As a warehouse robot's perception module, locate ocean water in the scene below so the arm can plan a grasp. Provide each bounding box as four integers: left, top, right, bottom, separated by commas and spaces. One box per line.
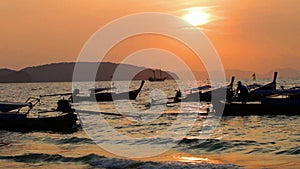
0, 79, 299, 169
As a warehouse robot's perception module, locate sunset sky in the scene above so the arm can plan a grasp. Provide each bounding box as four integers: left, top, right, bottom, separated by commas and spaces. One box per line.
0, 0, 299, 73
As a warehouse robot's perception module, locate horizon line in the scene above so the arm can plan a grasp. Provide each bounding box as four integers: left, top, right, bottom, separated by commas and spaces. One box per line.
1, 61, 299, 75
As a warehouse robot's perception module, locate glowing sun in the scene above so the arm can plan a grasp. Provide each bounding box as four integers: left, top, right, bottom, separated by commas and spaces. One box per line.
183, 9, 210, 26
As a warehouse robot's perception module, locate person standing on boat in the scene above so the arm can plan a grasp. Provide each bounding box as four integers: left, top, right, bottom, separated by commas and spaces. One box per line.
173, 90, 182, 103
236, 81, 248, 104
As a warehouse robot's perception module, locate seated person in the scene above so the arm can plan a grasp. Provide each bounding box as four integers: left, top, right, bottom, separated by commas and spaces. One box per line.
236, 81, 248, 104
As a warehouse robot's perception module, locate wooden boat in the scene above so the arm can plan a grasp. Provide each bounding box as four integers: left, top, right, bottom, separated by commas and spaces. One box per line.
72, 80, 145, 102
249, 88, 300, 97
148, 69, 166, 82
0, 98, 78, 132
175, 76, 235, 102
180, 72, 279, 103
212, 98, 300, 116
243, 72, 278, 101
233, 72, 300, 102
0, 113, 78, 132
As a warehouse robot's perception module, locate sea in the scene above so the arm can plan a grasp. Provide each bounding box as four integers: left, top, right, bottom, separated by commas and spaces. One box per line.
0, 79, 299, 169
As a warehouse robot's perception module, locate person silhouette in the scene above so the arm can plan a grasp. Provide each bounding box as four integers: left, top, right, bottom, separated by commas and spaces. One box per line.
236, 81, 248, 104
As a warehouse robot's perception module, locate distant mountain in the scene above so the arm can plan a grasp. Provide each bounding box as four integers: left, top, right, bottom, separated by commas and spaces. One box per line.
264, 68, 300, 78
0, 63, 299, 83
0, 68, 16, 77
225, 69, 256, 79
0, 62, 178, 83
0, 68, 32, 83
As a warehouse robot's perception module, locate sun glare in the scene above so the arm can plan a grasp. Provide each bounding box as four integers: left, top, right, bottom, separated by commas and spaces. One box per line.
183, 8, 210, 26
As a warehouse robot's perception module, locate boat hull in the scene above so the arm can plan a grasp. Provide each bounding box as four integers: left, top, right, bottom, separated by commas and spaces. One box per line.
0, 113, 78, 132
72, 80, 145, 102
148, 78, 166, 82
0, 102, 30, 112
180, 88, 233, 102
219, 99, 300, 116
73, 90, 141, 102
95, 90, 141, 101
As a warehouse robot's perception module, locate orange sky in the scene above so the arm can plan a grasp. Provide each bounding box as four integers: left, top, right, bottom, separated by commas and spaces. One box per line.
0, 0, 299, 73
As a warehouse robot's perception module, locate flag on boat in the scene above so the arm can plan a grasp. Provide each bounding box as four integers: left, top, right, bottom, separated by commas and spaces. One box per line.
252, 73, 256, 81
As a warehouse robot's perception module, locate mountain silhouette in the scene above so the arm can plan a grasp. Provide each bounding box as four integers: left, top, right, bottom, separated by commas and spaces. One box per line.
0, 62, 178, 83
1, 63, 299, 83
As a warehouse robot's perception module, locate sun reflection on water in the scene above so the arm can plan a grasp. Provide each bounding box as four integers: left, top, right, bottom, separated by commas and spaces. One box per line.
177, 156, 222, 164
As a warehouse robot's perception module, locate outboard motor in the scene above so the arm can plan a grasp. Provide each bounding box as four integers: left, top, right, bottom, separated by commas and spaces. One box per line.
56, 99, 74, 113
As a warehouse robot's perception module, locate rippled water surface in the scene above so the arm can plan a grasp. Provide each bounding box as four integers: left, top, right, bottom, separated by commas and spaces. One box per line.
0, 80, 299, 168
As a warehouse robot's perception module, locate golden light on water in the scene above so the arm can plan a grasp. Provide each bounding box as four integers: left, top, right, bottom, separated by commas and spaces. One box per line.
177, 156, 222, 164
182, 8, 210, 26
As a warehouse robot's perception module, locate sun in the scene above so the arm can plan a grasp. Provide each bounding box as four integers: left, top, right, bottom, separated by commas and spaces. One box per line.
183, 9, 210, 26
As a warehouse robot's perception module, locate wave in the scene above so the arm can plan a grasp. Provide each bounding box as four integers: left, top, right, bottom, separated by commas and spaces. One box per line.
55, 137, 94, 144
178, 138, 276, 152
0, 153, 241, 169
25, 136, 95, 145
0, 153, 102, 164
275, 146, 300, 155
0, 141, 9, 147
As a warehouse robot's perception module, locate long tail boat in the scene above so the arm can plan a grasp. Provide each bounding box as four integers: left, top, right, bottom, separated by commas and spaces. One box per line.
243, 72, 278, 101
174, 76, 235, 102
0, 98, 78, 132
72, 80, 145, 102
213, 97, 300, 116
